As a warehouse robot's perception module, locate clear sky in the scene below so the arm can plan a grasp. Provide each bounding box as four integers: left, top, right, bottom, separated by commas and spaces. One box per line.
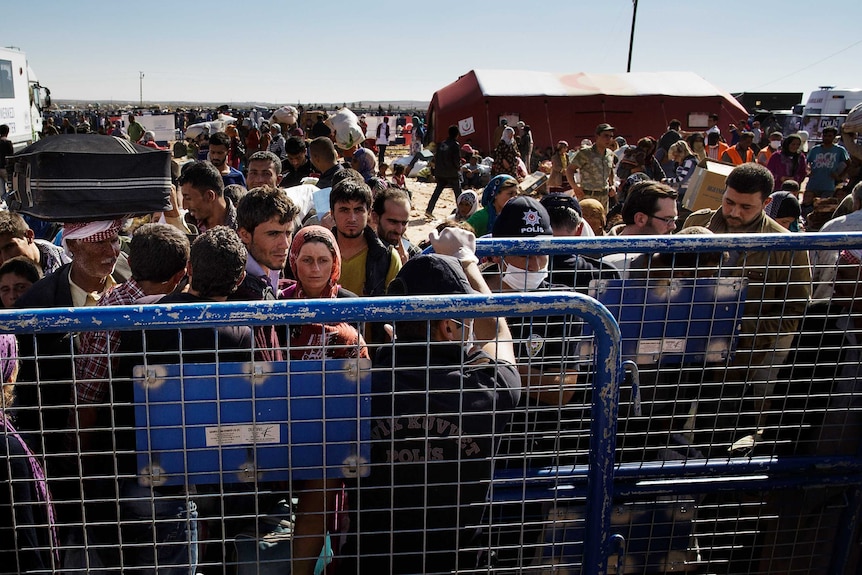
5, 0, 861, 106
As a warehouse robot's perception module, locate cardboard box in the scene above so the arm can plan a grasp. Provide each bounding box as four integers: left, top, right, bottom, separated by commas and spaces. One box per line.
681, 159, 735, 212
520, 171, 548, 195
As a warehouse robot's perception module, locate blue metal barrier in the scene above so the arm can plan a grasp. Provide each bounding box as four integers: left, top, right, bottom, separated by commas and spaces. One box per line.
0, 291, 623, 574
7, 231, 862, 574
472, 231, 862, 257
460, 233, 862, 574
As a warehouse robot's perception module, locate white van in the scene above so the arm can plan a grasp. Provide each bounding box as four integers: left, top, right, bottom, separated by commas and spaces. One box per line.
802, 87, 862, 143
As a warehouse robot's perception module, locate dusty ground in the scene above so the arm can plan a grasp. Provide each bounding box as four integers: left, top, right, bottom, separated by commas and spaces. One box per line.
383, 145, 463, 246
401, 178, 461, 245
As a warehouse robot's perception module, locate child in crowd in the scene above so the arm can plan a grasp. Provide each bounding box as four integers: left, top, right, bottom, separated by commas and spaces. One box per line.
0, 257, 41, 308
416, 159, 435, 183
448, 190, 479, 223
391, 164, 406, 188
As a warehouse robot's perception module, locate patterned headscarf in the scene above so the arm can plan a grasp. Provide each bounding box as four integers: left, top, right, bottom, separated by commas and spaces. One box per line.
765, 191, 801, 231
62, 218, 124, 257
839, 249, 862, 266
481, 174, 517, 207
481, 175, 518, 233
457, 190, 479, 217
285, 225, 342, 299
351, 147, 377, 182
0, 334, 17, 384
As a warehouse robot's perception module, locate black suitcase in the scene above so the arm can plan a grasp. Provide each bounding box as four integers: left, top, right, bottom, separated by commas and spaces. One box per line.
7, 134, 172, 222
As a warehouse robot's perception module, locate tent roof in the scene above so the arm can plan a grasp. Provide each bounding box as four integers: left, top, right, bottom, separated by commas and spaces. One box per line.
469, 69, 737, 99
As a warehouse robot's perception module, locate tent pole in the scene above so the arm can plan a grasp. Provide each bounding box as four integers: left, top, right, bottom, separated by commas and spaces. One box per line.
485, 101, 492, 153
627, 0, 639, 73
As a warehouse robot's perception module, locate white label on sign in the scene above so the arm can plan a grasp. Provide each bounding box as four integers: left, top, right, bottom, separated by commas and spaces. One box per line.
205, 424, 280, 447
637, 338, 686, 355
638, 340, 662, 355
662, 338, 686, 353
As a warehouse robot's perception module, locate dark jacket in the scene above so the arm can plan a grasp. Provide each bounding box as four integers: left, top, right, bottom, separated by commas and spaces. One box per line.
232, 272, 276, 302
13, 257, 131, 455
281, 160, 314, 188
316, 164, 344, 190
229, 272, 281, 361
347, 343, 520, 574
434, 137, 461, 179
360, 226, 394, 296
1, 427, 55, 573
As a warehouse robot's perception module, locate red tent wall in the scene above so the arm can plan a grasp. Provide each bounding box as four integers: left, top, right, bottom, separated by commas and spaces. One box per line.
428, 72, 748, 155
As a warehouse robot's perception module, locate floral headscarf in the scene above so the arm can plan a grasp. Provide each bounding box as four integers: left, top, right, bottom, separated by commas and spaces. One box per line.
284, 226, 342, 299
351, 147, 377, 182
481, 175, 518, 232
0, 334, 17, 384
457, 190, 479, 218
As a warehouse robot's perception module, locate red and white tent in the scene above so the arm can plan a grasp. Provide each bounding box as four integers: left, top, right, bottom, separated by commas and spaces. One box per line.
427, 70, 748, 153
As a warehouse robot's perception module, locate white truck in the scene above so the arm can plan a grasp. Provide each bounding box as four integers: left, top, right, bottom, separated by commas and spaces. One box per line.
802, 86, 862, 143
0, 46, 51, 152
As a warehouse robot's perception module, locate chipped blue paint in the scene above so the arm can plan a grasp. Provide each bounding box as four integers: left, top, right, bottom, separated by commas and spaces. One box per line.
0, 291, 624, 574
468, 231, 862, 256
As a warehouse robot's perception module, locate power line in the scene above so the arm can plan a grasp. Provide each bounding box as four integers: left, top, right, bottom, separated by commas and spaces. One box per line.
754, 38, 862, 89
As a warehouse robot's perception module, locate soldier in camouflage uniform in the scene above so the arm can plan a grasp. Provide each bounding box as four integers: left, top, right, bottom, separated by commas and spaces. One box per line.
565, 123, 617, 210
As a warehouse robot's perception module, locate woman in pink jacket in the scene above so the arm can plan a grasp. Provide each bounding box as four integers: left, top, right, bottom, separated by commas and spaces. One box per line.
766, 134, 807, 190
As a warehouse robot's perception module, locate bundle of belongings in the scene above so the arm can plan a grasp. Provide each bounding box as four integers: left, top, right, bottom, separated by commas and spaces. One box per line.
7, 134, 172, 221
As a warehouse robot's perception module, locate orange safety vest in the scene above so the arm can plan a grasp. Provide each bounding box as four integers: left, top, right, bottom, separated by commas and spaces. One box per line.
757, 147, 774, 165
707, 142, 730, 161
724, 146, 754, 165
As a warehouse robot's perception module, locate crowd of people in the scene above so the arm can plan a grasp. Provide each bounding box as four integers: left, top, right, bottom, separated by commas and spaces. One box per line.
1, 107, 862, 574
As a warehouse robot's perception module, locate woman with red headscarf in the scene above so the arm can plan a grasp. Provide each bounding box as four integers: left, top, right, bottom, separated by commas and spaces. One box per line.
276, 226, 368, 574
280, 225, 369, 360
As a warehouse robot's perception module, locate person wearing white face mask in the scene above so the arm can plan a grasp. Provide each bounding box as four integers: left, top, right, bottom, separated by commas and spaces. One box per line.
482, 196, 580, 406
483, 196, 584, 563
757, 131, 784, 167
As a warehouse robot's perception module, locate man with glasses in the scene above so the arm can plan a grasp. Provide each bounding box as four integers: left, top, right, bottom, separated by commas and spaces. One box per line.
565, 123, 618, 210
604, 180, 678, 276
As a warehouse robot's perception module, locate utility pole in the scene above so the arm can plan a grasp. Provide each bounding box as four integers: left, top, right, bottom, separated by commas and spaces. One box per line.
139, 71, 145, 107
626, 0, 639, 73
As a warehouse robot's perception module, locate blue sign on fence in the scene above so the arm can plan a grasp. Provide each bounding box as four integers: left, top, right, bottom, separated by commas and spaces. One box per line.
579, 277, 747, 365
132, 358, 372, 486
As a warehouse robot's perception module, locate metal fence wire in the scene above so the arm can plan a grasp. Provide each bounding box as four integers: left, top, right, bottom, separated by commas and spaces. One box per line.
2, 232, 862, 575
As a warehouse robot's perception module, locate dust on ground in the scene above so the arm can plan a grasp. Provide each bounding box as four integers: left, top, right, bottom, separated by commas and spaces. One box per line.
384, 145, 464, 246
401, 179, 463, 246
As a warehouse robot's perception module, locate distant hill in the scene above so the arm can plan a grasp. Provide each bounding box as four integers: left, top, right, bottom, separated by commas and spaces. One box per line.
53, 99, 430, 112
